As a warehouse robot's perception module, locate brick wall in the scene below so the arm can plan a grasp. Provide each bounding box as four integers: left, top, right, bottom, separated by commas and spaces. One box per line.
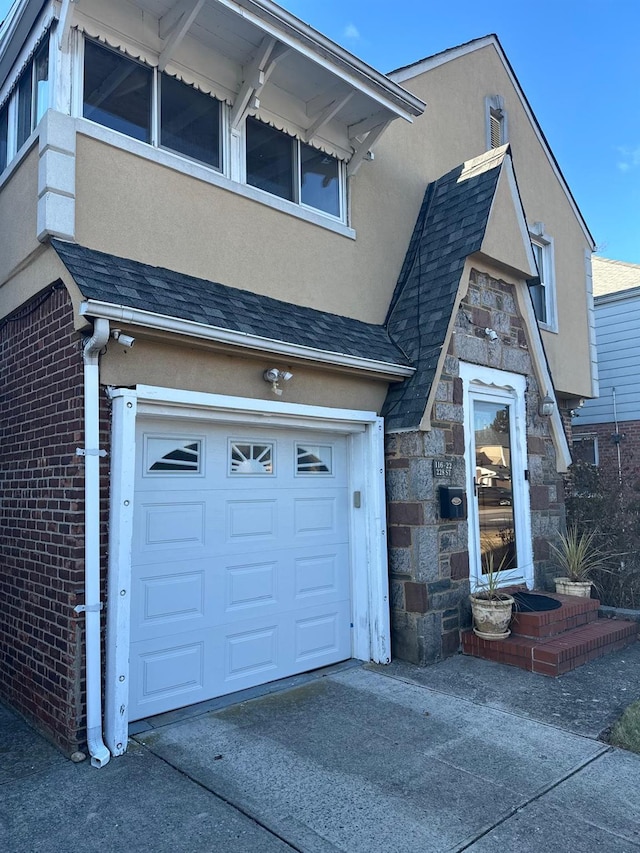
0, 285, 98, 753
386, 269, 566, 665
572, 419, 640, 483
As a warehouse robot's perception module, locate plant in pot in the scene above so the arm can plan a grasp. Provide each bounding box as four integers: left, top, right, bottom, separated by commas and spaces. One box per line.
469, 542, 515, 640
550, 527, 609, 597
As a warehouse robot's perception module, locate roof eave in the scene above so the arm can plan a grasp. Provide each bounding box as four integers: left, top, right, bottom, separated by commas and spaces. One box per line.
79, 299, 415, 379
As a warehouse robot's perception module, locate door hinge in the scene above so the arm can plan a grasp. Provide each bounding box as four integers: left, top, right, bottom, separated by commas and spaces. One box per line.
524, 469, 530, 481
353, 491, 361, 508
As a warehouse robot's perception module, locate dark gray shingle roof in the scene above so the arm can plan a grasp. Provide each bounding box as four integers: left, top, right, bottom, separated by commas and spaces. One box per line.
51, 239, 410, 368
382, 148, 506, 430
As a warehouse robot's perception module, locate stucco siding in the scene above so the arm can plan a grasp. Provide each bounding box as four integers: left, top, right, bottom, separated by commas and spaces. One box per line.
0, 145, 40, 291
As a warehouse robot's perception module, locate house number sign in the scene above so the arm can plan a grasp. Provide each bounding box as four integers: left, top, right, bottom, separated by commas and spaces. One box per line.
433, 459, 453, 478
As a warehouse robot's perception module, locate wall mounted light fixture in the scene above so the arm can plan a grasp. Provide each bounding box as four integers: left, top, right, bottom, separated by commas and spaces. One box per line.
539, 394, 555, 417
484, 328, 498, 342
263, 368, 293, 396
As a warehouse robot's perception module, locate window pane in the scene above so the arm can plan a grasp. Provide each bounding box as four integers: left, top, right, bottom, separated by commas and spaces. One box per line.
160, 73, 220, 168
17, 61, 33, 148
529, 282, 547, 324
246, 117, 293, 200
34, 37, 49, 124
0, 104, 8, 172
300, 143, 340, 216
83, 40, 152, 143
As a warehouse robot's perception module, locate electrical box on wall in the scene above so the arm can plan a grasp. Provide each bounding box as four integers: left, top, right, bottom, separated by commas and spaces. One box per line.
439, 486, 466, 519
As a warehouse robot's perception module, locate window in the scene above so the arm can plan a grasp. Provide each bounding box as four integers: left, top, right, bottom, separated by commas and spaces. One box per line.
485, 95, 507, 150
528, 223, 557, 330
246, 117, 341, 217
0, 33, 50, 175
572, 434, 598, 466
84, 40, 152, 143
160, 73, 221, 168
0, 104, 8, 173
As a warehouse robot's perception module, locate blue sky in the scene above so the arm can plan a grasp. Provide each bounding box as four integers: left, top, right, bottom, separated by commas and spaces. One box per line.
2, 0, 639, 262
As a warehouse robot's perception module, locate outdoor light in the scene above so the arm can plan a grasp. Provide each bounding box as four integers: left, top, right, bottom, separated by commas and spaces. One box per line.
111, 329, 135, 348
539, 394, 555, 417
263, 368, 293, 396
484, 328, 498, 341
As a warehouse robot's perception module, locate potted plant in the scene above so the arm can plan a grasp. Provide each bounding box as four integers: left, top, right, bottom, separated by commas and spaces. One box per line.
469, 543, 515, 639
550, 527, 608, 597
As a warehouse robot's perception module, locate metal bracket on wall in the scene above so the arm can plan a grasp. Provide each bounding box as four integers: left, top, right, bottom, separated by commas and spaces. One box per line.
74, 603, 104, 614
76, 448, 108, 457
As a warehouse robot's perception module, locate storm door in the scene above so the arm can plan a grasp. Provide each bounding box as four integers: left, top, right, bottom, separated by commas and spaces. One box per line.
459, 364, 533, 592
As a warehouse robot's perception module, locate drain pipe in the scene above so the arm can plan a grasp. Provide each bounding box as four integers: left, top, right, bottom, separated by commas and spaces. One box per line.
77, 317, 111, 768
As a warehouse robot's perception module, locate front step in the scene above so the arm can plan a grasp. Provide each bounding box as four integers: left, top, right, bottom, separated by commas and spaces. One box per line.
462, 594, 638, 676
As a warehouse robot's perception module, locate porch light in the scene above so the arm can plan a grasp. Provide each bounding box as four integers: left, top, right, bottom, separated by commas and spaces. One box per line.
539, 394, 555, 417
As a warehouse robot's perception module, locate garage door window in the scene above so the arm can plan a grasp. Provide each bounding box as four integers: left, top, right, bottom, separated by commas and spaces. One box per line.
145, 437, 202, 474
296, 444, 333, 475
229, 441, 274, 475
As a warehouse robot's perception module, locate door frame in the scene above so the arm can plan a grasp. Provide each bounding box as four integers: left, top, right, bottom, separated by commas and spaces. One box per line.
104, 385, 390, 756
459, 363, 533, 593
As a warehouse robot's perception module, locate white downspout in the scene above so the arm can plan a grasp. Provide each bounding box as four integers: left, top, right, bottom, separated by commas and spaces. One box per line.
79, 317, 111, 768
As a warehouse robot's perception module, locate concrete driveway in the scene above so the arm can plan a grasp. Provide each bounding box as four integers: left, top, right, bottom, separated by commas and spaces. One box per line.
2, 649, 640, 852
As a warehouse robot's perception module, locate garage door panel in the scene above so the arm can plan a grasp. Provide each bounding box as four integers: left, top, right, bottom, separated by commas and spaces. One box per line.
130, 636, 207, 716
130, 421, 353, 721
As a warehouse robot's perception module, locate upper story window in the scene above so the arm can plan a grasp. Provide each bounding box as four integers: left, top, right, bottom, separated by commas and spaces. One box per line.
485, 95, 507, 150
529, 222, 557, 331
80, 38, 345, 224
0, 32, 49, 174
246, 117, 341, 218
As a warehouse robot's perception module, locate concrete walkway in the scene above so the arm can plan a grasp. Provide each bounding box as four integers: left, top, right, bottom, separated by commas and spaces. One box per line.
2, 644, 640, 852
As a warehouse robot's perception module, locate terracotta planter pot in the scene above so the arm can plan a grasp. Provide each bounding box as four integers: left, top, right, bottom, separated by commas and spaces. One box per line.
554, 577, 592, 597
469, 593, 514, 640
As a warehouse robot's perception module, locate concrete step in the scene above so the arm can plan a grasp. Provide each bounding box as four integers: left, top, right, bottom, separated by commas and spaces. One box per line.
462, 616, 638, 677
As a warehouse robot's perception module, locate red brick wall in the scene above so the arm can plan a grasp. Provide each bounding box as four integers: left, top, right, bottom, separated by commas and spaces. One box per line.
0, 285, 88, 753
573, 420, 640, 483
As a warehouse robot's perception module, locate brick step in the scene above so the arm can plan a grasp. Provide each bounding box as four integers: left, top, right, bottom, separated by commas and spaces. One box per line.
510, 593, 599, 639
462, 617, 638, 677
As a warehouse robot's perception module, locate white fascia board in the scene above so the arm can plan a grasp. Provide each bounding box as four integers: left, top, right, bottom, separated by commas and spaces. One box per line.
216, 0, 425, 122
80, 299, 415, 379
390, 36, 594, 248
595, 285, 640, 307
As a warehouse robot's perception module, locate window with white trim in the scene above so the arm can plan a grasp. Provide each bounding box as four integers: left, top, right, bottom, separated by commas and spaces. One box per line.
485, 95, 507, 150
80, 38, 345, 222
572, 434, 598, 466
245, 117, 341, 217
528, 222, 557, 331
0, 32, 50, 175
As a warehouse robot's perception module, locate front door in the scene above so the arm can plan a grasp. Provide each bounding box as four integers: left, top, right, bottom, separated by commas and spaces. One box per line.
460, 364, 533, 591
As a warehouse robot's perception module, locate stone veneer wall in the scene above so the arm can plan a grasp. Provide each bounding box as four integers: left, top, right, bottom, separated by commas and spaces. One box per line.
385, 269, 566, 665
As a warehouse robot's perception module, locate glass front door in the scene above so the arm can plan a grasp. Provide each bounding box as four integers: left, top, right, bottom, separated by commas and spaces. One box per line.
460, 364, 533, 592
474, 399, 517, 577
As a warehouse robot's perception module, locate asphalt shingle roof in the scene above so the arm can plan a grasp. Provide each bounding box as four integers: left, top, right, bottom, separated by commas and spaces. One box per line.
382, 147, 507, 430
51, 240, 411, 368
592, 256, 640, 297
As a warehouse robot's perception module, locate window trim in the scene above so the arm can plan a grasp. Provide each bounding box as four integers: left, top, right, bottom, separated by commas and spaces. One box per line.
529, 222, 558, 332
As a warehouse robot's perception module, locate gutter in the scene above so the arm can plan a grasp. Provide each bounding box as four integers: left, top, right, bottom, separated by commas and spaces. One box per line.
79, 300, 415, 379
78, 317, 110, 768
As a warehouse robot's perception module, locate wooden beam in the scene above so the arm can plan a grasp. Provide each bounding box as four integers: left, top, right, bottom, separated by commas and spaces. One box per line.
158, 0, 205, 72
305, 91, 353, 143
348, 110, 390, 140
229, 35, 277, 129
347, 121, 389, 176
159, 0, 191, 40
58, 0, 75, 52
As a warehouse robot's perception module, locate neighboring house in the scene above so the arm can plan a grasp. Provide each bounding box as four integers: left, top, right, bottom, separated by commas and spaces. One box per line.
573, 257, 640, 477
0, 0, 596, 762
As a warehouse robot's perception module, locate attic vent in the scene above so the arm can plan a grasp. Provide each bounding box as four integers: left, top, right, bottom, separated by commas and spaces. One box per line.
490, 109, 503, 148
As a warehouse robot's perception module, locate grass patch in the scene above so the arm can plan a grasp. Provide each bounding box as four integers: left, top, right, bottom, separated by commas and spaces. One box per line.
610, 700, 640, 754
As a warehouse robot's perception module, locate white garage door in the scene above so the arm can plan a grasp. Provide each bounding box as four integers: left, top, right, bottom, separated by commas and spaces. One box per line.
129, 418, 352, 720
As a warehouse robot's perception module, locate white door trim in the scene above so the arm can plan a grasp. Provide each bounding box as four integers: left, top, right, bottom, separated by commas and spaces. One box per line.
459, 363, 533, 593
104, 385, 390, 756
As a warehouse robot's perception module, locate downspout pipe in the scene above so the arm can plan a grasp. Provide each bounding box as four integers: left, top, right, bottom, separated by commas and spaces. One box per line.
79, 317, 111, 768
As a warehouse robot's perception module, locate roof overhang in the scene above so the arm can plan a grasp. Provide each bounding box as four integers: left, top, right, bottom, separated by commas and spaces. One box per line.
57, 0, 424, 167
79, 298, 416, 380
